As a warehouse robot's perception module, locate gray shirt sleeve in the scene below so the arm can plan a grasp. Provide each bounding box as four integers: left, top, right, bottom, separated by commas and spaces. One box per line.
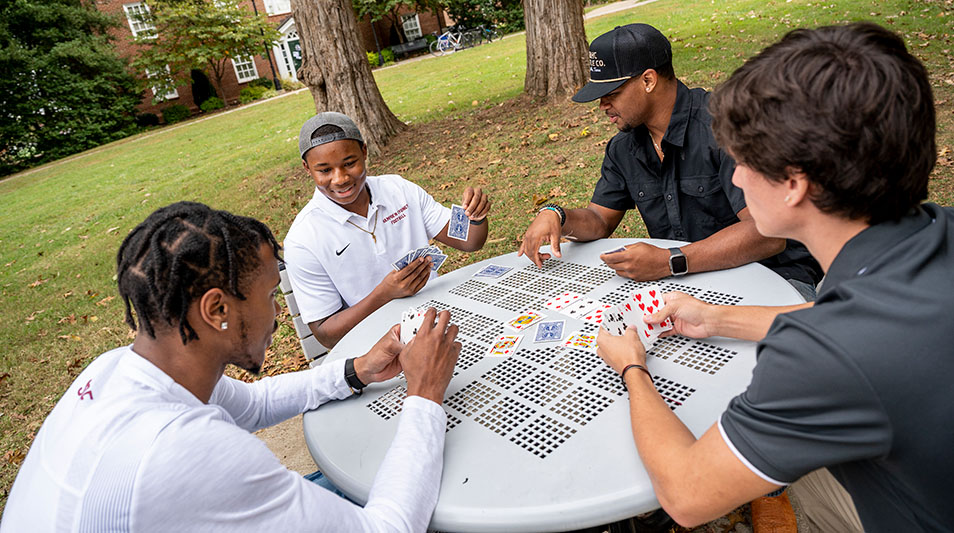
720, 312, 892, 484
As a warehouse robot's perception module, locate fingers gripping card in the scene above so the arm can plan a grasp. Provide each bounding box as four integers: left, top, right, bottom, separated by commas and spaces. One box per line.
400, 308, 426, 344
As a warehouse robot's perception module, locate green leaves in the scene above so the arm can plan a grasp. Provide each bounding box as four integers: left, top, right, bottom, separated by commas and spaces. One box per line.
130, 0, 280, 105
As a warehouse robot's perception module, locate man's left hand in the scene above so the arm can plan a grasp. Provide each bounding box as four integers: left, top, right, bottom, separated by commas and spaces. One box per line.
600, 242, 671, 281
596, 326, 647, 373
462, 186, 490, 221
354, 324, 404, 384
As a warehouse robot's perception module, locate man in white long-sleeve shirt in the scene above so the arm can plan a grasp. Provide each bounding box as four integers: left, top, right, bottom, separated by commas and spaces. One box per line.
1, 201, 461, 532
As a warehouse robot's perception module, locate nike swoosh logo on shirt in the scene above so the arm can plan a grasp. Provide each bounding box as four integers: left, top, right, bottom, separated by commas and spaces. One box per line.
335, 243, 350, 256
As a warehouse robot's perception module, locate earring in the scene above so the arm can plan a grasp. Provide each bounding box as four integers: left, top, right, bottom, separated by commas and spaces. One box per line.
784, 196, 791, 204
220, 322, 228, 330
646, 87, 651, 92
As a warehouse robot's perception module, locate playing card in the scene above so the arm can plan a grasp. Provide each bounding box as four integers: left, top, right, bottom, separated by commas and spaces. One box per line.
426, 252, 447, 271
602, 245, 627, 255
560, 298, 599, 318
400, 308, 426, 344
601, 305, 627, 336
505, 311, 544, 332
543, 292, 583, 312
391, 249, 415, 271
534, 320, 566, 343
447, 204, 470, 240
581, 303, 613, 325
474, 264, 512, 278
487, 334, 522, 357
563, 331, 598, 352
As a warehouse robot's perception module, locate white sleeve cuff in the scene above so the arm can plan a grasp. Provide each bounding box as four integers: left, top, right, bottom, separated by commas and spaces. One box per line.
717, 419, 787, 486
402, 395, 447, 427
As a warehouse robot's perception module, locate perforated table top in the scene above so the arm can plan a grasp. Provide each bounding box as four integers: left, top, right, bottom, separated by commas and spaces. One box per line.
302, 239, 804, 532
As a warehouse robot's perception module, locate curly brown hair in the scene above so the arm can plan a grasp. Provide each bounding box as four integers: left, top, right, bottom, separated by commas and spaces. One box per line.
710, 22, 935, 224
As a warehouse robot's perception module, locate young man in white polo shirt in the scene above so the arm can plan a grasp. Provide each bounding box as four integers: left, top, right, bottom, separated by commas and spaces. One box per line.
284, 112, 491, 348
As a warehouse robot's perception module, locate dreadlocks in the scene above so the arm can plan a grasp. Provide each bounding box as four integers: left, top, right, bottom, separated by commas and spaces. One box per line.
116, 201, 281, 344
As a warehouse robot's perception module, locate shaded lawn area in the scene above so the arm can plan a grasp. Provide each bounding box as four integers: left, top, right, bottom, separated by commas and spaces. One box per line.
0, 0, 952, 511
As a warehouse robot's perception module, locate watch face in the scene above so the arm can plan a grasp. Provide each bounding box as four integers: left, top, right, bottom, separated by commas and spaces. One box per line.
670, 254, 688, 275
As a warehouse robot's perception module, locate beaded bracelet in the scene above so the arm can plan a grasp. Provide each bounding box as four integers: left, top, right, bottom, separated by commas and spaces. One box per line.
538, 203, 566, 226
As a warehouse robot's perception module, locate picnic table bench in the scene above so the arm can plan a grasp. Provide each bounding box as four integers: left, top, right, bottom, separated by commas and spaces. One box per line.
391, 37, 428, 58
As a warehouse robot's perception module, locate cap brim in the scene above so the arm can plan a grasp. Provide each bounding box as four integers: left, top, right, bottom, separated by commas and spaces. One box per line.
572, 78, 629, 103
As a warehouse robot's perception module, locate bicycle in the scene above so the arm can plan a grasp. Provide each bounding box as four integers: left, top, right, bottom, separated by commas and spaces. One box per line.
475, 24, 501, 44
429, 27, 478, 56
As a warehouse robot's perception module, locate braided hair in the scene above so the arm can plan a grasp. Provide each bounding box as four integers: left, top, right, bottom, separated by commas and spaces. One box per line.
116, 201, 281, 344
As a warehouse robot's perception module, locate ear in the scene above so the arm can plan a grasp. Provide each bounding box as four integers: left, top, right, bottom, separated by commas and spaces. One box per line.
642, 69, 659, 93
784, 166, 811, 206
197, 288, 230, 332
360, 142, 368, 159
301, 159, 310, 171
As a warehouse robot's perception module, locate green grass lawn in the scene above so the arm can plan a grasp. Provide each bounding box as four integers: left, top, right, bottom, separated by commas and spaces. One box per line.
1, 0, 952, 509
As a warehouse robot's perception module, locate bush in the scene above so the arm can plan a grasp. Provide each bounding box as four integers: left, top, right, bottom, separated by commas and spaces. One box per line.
135, 113, 160, 127
381, 48, 396, 66
261, 89, 279, 99
199, 97, 224, 113
239, 85, 268, 104
280, 77, 305, 90
248, 77, 273, 90
161, 104, 190, 124
367, 50, 380, 68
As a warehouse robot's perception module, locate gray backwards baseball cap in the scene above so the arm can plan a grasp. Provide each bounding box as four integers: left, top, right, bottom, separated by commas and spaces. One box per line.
298, 112, 365, 159
572, 23, 672, 103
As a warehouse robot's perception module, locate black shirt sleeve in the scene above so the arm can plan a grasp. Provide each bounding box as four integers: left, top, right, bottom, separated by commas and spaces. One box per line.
591, 135, 637, 212
720, 310, 892, 483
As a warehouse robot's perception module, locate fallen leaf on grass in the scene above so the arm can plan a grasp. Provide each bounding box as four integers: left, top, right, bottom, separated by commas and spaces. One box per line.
106, 227, 120, 234
531, 193, 550, 207
547, 133, 560, 142
0, 372, 10, 385
96, 296, 115, 307
28, 277, 46, 288
59, 314, 77, 325
3, 449, 24, 466
549, 187, 567, 198
25, 310, 44, 321
57, 334, 82, 341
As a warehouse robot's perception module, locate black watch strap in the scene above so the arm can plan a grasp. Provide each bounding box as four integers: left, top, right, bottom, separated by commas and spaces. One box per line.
344, 358, 366, 393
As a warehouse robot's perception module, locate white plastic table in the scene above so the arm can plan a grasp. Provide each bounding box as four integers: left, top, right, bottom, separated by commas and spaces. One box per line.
303, 239, 804, 532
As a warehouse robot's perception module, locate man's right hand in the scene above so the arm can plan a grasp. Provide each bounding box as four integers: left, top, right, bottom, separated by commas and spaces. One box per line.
647, 292, 716, 339
379, 256, 432, 300
518, 209, 563, 267
400, 308, 461, 404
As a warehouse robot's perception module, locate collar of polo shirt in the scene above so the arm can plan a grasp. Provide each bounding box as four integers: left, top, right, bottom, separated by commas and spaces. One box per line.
311, 178, 386, 226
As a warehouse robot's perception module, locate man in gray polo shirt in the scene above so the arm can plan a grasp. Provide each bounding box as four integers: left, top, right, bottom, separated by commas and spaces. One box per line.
596, 23, 953, 531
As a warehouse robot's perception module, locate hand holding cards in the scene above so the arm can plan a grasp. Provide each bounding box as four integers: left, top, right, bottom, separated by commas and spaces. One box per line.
392, 245, 447, 272
601, 285, 674, 351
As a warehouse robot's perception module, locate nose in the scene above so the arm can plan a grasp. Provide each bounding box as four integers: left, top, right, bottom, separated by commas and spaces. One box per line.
599, 97, 610, 111
273, 298, 280, 315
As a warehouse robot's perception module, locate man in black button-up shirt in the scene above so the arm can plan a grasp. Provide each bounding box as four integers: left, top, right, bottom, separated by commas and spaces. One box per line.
519, 24, 821, 294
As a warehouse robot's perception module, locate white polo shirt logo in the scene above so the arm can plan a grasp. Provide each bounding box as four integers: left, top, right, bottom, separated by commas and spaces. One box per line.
383, 204, 409, 225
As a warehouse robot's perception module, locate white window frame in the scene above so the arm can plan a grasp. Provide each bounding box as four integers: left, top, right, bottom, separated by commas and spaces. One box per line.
232, 56, 259, 83
401, 13, 422, 40
123, 2, 156, 38
264, 0, 291, 16
146, 66, 178, 101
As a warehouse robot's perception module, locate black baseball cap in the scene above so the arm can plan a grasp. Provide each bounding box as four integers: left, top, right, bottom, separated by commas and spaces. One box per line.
572, 23, 673, 103
298, 112, 365, 159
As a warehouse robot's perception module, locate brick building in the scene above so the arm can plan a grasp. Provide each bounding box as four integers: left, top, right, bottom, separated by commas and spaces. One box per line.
97, 0, 449, 117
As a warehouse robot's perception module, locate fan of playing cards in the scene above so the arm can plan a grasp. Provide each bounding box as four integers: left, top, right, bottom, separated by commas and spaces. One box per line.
392, 245, 447, 272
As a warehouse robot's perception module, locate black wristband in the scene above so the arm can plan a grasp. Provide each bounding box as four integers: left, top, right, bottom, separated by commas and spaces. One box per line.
539, 203, 566, 226
469, 217, 487, 226
620, 364, 653, 386
344, 357, 366, 394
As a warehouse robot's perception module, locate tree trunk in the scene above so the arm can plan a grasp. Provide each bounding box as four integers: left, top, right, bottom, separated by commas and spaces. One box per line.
522, 0, 588, 100
291, 0, 405, 158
